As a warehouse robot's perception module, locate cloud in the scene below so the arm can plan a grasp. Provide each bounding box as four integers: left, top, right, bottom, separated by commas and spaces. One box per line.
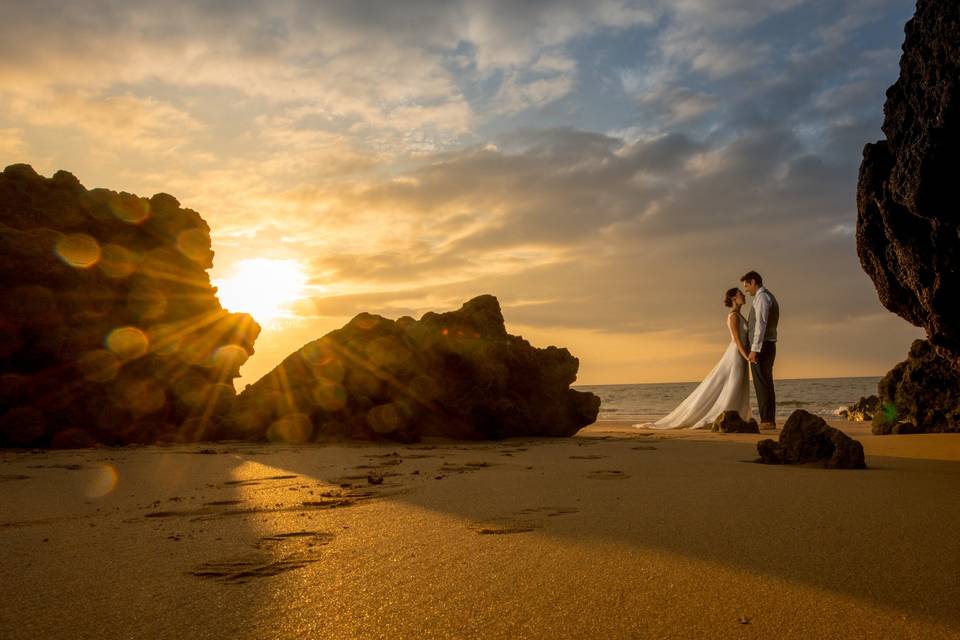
7, 91, 202, 153
618, 65, 720, 125
0, 128, 25, 158
829, 223, 855, 237
0, 1, 651, 142
0, 0, 922, 385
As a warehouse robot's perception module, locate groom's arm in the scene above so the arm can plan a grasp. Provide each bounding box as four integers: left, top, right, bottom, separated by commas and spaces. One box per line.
751, 293, 770, 353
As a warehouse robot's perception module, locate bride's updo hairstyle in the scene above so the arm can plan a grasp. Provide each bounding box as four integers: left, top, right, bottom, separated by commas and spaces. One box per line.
723, 287, 741, 308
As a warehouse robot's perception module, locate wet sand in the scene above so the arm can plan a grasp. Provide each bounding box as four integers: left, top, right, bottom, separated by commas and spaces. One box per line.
2, 421, 959, 639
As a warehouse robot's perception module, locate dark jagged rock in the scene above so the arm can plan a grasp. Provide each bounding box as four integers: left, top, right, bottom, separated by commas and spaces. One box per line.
756, 410, 866, 469
856, 0, 960, 370
0, 164, 260, 447
838, 395, 879, 422
222, 295, 600, 443
872, 339, 960, 434
711, 410, 759, 433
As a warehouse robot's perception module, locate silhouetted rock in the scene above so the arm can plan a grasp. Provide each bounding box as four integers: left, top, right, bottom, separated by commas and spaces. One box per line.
756, 410, 866, 469
856, 0, 960, 370
872, 339, 960, 434
0, 164, 260, 447
838, 395, 879, 422
223, 295, 600, 443
711, 410, 759, 433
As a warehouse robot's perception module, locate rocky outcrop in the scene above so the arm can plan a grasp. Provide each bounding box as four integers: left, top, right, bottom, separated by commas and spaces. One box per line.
872, 339, 960, 434
711, 410, 759, 433
856, 0, 960, 370
223, 295, 600, 443
0, 164, 260, 447
837, 395, 879, 422
756, 410, 866, 469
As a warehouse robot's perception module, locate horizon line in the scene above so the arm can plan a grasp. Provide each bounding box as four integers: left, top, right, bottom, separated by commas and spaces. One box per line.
575, 374, 884, 387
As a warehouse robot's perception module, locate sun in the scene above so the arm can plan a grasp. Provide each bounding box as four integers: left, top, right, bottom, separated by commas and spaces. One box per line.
213, 258, 309, 324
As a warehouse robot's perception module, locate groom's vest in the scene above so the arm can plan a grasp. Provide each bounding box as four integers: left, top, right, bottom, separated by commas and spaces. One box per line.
748, 288, 779, 344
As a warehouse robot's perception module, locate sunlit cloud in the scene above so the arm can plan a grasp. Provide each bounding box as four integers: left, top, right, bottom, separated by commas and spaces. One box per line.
0, 128, 25, 156
7, 91, 202, 153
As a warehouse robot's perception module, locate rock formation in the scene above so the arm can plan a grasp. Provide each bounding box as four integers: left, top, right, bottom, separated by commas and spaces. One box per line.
223, 295, 600, 443
0, 164, 260, 447
756, 410, 866, 469
837, 395, 879, 422
872, 339, 960, 434
856, 0, 960, 370
711, 410, 759, 433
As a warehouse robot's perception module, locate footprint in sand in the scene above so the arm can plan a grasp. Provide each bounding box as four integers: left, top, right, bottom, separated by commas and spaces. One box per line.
568, 454, 607, 460
222, 474, 299, 487
517, 506, 580, 518
190, 531, 335, 583
586, 469, 630, 480
0, 474, 31, 482
440, 461, 497, 474
472, 520, 539, 535
473, 506, 579, 535
330, 470, 403, 484
354, 459, 403, 470
26, 463, 83, 470
631, 445, 658, 451
143, 493, 366, 521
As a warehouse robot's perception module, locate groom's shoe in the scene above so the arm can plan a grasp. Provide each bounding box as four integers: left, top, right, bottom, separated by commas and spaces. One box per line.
759, 422, 777, 430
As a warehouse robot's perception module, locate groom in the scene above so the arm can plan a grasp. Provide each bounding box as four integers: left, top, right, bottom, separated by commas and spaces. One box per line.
741, 270, 779, 429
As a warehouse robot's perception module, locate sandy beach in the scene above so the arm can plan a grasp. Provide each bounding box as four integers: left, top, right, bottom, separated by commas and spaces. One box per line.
2, 421, 959, 640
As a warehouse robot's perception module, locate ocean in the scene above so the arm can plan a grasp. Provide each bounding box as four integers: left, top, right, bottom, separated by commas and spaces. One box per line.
576, 376, 880, 424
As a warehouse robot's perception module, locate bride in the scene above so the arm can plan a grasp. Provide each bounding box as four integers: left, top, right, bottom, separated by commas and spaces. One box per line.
641, 288, 752, 429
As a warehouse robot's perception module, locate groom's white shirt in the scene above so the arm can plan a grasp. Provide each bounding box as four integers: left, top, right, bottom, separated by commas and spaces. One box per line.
751, 286, 774, 353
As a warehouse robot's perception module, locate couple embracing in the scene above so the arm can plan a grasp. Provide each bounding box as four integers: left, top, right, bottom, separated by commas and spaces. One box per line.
643, 270, 779, 430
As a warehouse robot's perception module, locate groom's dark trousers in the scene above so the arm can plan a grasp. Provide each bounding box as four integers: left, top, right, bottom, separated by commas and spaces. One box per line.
751, 341, 776, 423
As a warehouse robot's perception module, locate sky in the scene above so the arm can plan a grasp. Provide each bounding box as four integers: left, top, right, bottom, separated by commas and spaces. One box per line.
0, 0, 923, 386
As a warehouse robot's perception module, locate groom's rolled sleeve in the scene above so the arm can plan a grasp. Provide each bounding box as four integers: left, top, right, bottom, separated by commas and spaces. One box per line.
751, 294, 769, 352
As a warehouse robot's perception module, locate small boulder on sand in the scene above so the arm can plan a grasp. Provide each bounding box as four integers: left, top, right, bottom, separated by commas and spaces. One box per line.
711, 411, 759, 433
838, 395, 879, 422
757, 409, 866, 469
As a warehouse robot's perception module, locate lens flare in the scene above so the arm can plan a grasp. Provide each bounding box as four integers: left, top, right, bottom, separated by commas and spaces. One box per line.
106, 326, 149, 360
212, 344, 249, 370
109, 198, 150, 224
99, 243, 139, 279
267, 413, 314, 443
77, 349, 121, 382
55, 234, 101, 268
86, 463, 118, 498
176, 229, 212, 264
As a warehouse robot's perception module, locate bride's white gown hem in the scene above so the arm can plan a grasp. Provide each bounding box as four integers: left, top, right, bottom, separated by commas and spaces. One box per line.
639, 314, 752, 430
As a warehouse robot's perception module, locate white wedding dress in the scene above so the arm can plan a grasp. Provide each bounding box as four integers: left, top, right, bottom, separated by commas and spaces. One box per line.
642, 313, 752, 429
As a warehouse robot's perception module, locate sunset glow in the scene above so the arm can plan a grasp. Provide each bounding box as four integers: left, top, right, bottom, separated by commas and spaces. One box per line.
0, 0, 925, 384
213, 258, 309, 324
